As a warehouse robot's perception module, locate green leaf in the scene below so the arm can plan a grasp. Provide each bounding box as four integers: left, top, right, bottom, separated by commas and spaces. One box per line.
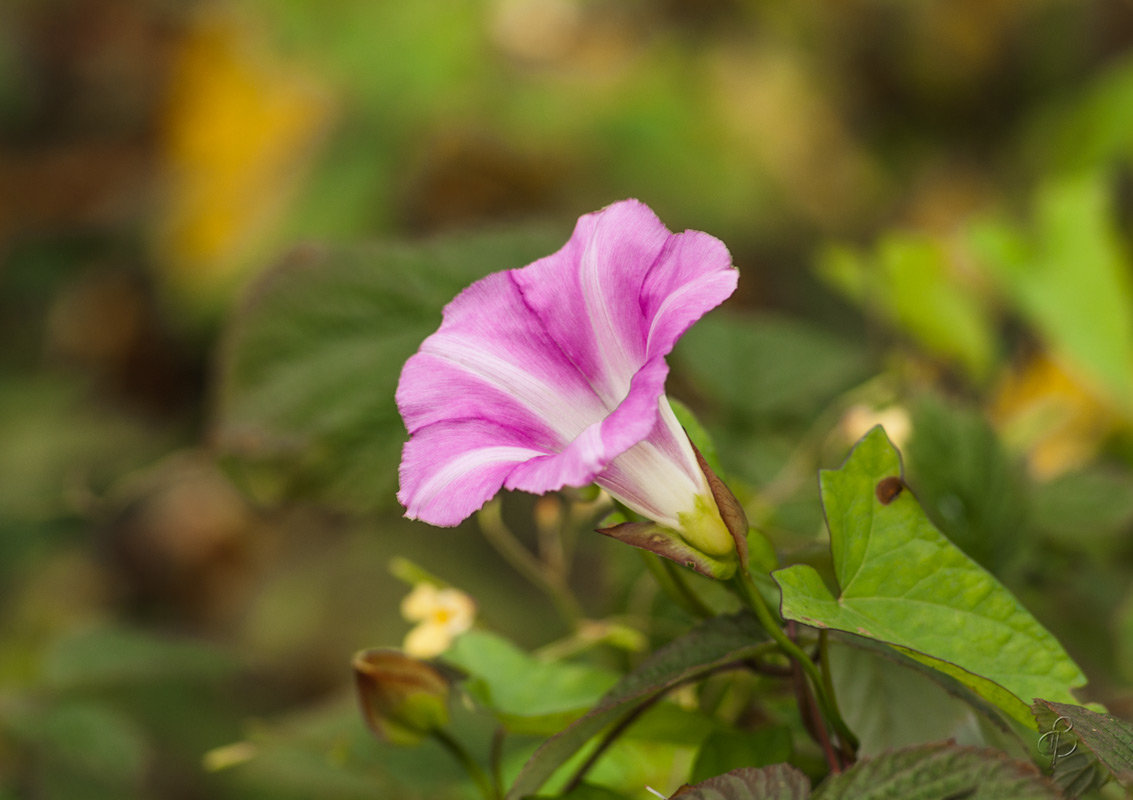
827, 634, 1028, 754
774, 428, 1085, 730
671, 764, 811, 800
535, 784, 630, 800
43, 624, 237, 689
213, 227, 564, 511
827, 640, 987, 756
904, 395, 1029, 574
506, 613, 769, 800
674, 312, 868, 421
812, 743, 1060, 800
689, 727, 793, 785
1033, 699, 1133, 786
1031, 467, 1133, 549
443, 631, 619, 734
1028, 53, 1133, 174
969, 173, 1133, 412
4, 700, 151, 789
818, 234, 995, 379
0, 377, 161, 522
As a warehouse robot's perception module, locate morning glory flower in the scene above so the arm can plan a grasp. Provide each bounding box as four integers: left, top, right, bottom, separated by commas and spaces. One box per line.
396, 199, 746, 575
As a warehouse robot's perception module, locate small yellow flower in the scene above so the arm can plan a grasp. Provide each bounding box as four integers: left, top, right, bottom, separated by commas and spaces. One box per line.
400, 584, 476, 658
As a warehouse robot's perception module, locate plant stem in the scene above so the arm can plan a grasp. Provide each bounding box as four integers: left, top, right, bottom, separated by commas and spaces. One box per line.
640, 552, 715, 619
730, 571, 859, 755
478, 500, 584, 628
432, 728, 500, 800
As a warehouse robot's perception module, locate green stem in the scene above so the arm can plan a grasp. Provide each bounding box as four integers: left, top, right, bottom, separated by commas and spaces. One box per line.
731, 572, 858, 755
818, 630, 839, 714
432, 728, 500, 800
478, 501, 584, 628
640, 552, 715, 619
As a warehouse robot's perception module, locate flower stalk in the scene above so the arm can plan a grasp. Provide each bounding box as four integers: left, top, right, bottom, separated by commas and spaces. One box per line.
431, 727, 500, 800
730, 571, 858, 758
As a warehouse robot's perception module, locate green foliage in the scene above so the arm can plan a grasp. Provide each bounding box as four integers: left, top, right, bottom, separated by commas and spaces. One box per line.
0, 377, 162, 523
1033, 700, 1133, 788
444, 631, 619, 735
811, 744, 1060, 800
675, 313, 869, 424
903, 395, 1028, 574
559, 744, 1062, 800
819, 234, 996, 380
8, 1, 1133, 797
827, 641, 985, 757
774, 428, 1085, 729
506, 613, 768, 799
3, 700, 151, 794
969, 173, 1133, 412
1030, 466, 1133, 549
214, 228, 564, 511
673, 764, 811, 800
689, 727, 793, 785
43, 624, 238, 689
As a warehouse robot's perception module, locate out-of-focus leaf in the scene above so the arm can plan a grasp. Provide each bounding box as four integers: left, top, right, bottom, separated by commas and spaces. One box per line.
212, 694, 475, 799
905, 394, 1028, 574
969, 173, 1133, 413
213, 227, 564, 511
585, 729, 712, 798
1031, 53, 1133, 173
1031, 467, 1133, 548
4, 700, 151, 790
535, 784, 630, 800
819, 234, 995, 379
1033, 700, 1133, 786
671, 764, 811, 800
774, 428, 1085, 730
506, 613, 768, 800
827, 640, 980, 756
43, 624, 238, 689
674, 313, 868, 421
0, 377, 160, 521
812, 743, 1059, 799
443, 630, 618, 735
1118, 588, 1133, 686
689, 727, 792, 785
828, 634, 1025, 752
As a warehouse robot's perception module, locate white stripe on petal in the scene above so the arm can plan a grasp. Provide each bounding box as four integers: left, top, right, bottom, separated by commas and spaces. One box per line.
423, 333, 601, 440
580, 224, 636, 404
410, 444, 545, 513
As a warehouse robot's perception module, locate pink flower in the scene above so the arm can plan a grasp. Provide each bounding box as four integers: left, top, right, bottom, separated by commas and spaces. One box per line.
396, 200, 744, 571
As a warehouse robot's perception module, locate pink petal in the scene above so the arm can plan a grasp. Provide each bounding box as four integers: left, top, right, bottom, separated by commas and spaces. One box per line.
396, 199, 738, 527
514, 200, 736, 403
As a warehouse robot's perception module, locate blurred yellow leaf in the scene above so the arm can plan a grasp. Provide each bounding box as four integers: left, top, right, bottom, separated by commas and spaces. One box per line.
992, 353, 1118, 480
156, 12, 333, 297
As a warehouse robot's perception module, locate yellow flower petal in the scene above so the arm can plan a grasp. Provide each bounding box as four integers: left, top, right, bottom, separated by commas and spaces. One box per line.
404, 621, 454, 659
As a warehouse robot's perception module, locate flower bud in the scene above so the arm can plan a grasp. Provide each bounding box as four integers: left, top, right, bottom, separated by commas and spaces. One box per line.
352, 649, 450, 746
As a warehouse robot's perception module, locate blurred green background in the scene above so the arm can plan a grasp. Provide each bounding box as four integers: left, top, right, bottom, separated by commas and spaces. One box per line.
3, 0, 1133, 797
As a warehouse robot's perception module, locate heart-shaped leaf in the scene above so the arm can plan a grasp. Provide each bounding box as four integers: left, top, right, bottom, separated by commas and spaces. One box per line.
774, 427, 1085, 729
